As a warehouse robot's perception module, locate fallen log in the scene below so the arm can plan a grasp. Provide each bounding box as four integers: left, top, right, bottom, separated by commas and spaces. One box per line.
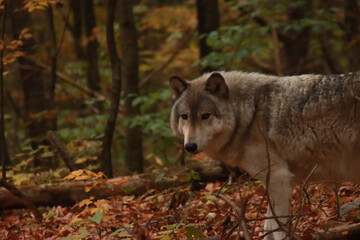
0, 161, 234, 209
319, 222, 360, 240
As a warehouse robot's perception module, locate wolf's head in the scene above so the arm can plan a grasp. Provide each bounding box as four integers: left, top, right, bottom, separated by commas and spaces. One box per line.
169, 72, 236, 156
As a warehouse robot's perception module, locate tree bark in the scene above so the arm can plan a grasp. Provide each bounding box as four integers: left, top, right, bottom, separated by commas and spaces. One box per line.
278, 0, 311, 75
100, 0, 122, 178
196, 0, 220, 73
344, 0, 360, 71
45, 4, 57, 132
119, 0, 144, 173
69, 0, 83, 60
83, 0, 101, 101
0, 0, 9, 179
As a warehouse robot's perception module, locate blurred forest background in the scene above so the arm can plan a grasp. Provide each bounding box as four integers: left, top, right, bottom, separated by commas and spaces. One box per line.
1, 0, 360, 183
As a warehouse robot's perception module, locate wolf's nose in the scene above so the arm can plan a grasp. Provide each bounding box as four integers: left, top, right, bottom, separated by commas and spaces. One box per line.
184, 142, 197, 153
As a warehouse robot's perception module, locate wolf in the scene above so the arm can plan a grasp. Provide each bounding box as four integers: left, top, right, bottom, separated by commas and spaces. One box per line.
169, 71, 360, 240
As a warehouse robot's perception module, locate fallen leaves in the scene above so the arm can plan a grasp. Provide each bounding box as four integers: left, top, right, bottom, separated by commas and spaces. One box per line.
0, 180, 359, 239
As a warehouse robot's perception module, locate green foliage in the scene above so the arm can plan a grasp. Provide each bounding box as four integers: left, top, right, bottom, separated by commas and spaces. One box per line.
122, 89, 177, 165
199, 0, 343, 71
185, 224, 205, 240
109, 228, 130, 238
59, 227, 90, 240
57, 114, 105, 141
88, 209, 105, 224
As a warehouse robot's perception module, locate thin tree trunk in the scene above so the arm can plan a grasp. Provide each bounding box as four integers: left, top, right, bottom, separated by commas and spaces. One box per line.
119, 0, 144, 173
278, 0, 311, 75
9, 0, 49, 142
0, 0, 9, 179
46, 4, 57, 131
83, 0, 101, 104
69, 0, 83, 60
196, 0, 220, 73
100, 0, 122, 178
344, 0, 360, 71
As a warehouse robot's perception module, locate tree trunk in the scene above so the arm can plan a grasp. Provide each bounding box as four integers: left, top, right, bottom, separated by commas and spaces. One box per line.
344, 0, 360, 71
45, 5, 57, 132
100, 0, 122, 178
119, 0, 144, 173
8, 0, 49, 142
69, 0, 83, 60
196, 0, 220, 73
0, 0, 9, 179
279, 0, 311, 75
83, 0, 101, 102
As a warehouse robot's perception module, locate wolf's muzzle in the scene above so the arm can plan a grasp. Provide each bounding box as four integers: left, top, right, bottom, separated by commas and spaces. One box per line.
184, 142, 197, 153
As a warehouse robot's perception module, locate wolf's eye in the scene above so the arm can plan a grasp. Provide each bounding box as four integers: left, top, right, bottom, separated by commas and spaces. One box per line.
180, 114, 188, 120
201, 113, 210, 120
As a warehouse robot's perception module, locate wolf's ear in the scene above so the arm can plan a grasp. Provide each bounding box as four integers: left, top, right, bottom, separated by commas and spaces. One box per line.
169, 76, 188, 100
205, 72, 229, 98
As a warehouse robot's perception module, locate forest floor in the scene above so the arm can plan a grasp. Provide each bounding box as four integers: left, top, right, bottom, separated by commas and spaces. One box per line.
0, 177, 360, 239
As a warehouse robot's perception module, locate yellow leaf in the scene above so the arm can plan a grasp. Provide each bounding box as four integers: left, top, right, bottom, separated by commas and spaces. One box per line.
84, 186, 91, 192
75, 157, 87, 164
78, 196, 94, 208
35, 6, 46, 10
75, 175, 89, 181
94, 199, 110, 209
90, 207, 105, 214
85, 169, 101, 178
20, 28, 30, 36
155, 156, 163, 166
63, 169, 84, 180
22, 33, 33, 39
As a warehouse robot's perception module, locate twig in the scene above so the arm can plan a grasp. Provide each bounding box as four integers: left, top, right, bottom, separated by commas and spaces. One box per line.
138, 28, 195, 88
23, 59, 115, 110
216, 194, 251, 240
47, 130, 77, 172
261, 126, 293, 238
290, 164, 318, 239
331, 183, 341, 219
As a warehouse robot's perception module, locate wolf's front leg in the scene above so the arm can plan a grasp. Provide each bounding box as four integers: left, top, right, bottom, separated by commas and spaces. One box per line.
263, 169, 293, 240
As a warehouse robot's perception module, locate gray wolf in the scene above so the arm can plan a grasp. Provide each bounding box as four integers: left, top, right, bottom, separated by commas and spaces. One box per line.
169, 71, 360, 240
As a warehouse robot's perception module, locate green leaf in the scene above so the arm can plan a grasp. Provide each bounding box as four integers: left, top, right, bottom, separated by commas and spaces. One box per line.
43, 207, 56, 219
77, 228, 91, 238
164, 223, 182, 231
59, 227, 90, 240
88, 209, 104, 224
185, 224, 205, 240
109, 228, 128, 236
